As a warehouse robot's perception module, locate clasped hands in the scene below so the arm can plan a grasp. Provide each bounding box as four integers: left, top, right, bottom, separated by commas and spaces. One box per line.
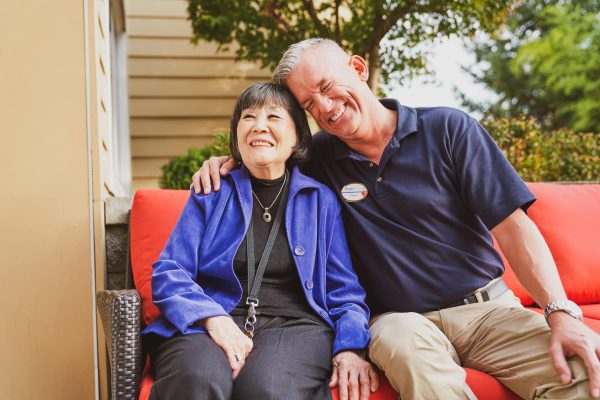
201, 316, 379, 399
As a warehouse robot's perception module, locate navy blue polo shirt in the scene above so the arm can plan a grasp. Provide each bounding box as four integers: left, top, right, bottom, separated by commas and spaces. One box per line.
303, 99, 536, 314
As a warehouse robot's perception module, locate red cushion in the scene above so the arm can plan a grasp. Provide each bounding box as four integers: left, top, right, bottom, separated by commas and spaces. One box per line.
130, 189, 189, 326
581, 304, 600, 321
139, 367, 521, 400
139, 356, 153, 400
466, 368, 521, 400
526, 183, 600, 305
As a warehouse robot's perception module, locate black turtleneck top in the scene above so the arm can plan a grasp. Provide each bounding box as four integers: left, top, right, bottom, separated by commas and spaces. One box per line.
231, 171, 322, 323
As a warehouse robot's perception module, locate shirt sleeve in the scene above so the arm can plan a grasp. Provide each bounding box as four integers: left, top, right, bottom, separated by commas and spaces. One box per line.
151, 190, 229, 334
451, 117, 536, 230
324, 194, 371, 355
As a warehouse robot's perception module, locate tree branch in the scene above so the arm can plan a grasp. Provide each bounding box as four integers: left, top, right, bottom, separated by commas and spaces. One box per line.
334, 0, 342, 43
263, 1, 293, 33
302, 0, 330, 37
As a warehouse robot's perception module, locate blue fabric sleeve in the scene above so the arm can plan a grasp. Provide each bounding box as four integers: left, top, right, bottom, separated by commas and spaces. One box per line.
324, 196, 371, 355
151, 190, 229, 334
452, 118, 536, 230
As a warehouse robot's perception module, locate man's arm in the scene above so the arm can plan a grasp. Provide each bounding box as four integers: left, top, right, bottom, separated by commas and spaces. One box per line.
492, 208, 600, 397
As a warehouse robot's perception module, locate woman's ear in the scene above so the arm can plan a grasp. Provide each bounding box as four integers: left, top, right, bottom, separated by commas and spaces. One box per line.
349, 55, 369, 82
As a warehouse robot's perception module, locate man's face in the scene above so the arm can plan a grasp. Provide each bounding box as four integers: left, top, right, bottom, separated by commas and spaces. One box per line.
286, 47, 370, 141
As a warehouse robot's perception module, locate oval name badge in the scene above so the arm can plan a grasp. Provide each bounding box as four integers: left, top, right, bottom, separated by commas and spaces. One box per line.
341, 183, 368, 202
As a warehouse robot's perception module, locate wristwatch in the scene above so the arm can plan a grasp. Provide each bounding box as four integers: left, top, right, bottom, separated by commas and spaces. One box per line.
544, 300, 583, 322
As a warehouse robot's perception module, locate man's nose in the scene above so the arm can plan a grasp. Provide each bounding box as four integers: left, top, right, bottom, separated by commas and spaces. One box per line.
315, 95, 333, 113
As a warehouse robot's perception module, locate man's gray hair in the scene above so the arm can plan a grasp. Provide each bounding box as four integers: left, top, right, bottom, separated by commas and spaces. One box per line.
273, 38, 343, 86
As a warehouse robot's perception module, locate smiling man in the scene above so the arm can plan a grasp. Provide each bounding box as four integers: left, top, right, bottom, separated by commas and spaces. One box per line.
193, 38, 600, 400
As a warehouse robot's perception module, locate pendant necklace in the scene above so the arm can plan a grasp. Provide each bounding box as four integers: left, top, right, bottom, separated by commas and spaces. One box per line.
252, 170, 287, 223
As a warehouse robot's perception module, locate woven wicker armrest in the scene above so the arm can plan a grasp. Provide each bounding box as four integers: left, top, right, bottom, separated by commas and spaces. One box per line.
97, 290, 143, 400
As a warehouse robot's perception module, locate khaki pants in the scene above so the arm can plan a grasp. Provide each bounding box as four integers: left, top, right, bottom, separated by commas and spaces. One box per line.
369, 290, 590, 400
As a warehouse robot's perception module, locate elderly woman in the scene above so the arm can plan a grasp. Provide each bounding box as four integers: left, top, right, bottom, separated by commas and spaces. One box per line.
142, 82, 377, 400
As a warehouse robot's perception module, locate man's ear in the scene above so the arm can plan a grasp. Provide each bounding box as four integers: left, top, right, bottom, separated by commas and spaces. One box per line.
349, 55, 369, 82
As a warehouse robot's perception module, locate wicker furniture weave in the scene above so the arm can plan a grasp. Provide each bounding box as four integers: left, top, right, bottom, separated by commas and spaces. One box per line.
96, 289, 142, 400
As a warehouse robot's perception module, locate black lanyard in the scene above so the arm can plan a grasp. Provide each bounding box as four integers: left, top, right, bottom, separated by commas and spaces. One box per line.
243, 177, 290, 338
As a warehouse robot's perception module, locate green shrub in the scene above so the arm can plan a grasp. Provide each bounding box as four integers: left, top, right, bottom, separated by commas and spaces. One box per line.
483, 116, 599, 182
159, 132, 231, 189
160, 118, 599, 188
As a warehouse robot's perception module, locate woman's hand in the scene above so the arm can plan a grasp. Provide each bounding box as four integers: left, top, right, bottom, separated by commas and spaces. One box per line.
201, 315, 253, 379
329, 350, 379, 400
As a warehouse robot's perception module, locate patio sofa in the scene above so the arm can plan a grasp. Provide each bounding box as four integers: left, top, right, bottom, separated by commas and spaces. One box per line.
97, 182, 600, 400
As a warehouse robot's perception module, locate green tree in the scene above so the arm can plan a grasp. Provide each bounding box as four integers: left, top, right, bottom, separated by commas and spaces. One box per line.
460, 0, 600, 132
187, 0, 512, 93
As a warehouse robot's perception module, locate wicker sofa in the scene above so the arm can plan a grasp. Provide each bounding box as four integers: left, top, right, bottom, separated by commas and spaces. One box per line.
97, 182, 600, 400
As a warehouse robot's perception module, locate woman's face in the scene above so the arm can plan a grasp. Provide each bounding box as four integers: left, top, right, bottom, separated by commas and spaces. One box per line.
236, 103, 297, 175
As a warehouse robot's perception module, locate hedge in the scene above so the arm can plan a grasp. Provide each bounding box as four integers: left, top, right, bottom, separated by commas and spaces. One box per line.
159, 132, 231, 189
159, 117, 599, 189
482, 116, 599, 182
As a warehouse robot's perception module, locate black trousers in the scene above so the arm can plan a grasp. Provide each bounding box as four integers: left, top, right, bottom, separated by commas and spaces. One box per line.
145, 315, 334, 400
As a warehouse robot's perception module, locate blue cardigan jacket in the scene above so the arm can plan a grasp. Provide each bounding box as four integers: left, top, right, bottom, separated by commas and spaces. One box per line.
143, 166, 370, 354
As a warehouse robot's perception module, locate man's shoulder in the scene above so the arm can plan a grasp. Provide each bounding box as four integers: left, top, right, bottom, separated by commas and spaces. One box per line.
415, 107, 475, 135
415, 106, 474, 127
312, 130, 332, 147
294, 166, 336, 198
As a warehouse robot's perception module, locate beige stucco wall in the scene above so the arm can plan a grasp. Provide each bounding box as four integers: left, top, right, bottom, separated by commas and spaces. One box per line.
126, 0, 272, 190
0, 1, 113, 398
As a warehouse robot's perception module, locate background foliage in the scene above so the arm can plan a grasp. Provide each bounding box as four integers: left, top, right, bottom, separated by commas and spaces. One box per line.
187, 0, 513, 92
483, 116, 600, 182
160, 120, 599, 188
460, 0, 600, 133
159, 132, 231, 189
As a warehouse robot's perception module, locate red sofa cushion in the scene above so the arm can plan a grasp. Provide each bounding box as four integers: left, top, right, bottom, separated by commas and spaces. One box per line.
130, 189, 189, 326
581, 304, 600, 320
526, 183, 600, 305
138, 365, 520, 400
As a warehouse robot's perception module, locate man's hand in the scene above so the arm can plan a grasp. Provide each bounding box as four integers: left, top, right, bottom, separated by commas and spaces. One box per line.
191, 155, 237, 195
548, 312, 600, 397
201, 315, 253, 379
329, 350, 379, 400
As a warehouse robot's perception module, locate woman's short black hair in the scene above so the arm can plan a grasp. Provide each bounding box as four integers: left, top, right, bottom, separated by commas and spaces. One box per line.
229, 82, 311, 166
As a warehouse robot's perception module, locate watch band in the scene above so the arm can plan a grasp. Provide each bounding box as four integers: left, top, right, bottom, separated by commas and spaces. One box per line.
543, 299, 583, 321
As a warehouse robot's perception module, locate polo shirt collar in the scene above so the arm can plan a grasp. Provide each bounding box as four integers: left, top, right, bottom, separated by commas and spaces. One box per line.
331, 98, 418, 161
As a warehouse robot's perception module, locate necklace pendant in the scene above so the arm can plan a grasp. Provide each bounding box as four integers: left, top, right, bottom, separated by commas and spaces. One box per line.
262, 210, 272, 223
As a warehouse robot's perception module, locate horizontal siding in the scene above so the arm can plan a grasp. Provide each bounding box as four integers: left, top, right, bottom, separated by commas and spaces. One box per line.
128, 58, 270, 78
127, 0, 270, 189
129, 37, 238, 58
132, 136, 216, 158
129, 77, 262, 97
131, 117, 230, 137
130, 98, 236, 117
126, 0, 188, 18
127, 17, 191, 38
132, 157, 172, 178
133, 178, 161, 191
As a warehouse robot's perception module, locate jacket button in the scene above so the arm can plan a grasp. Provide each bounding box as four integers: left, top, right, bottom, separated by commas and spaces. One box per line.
294, 246, 305, 256
305, 280, 314, 290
